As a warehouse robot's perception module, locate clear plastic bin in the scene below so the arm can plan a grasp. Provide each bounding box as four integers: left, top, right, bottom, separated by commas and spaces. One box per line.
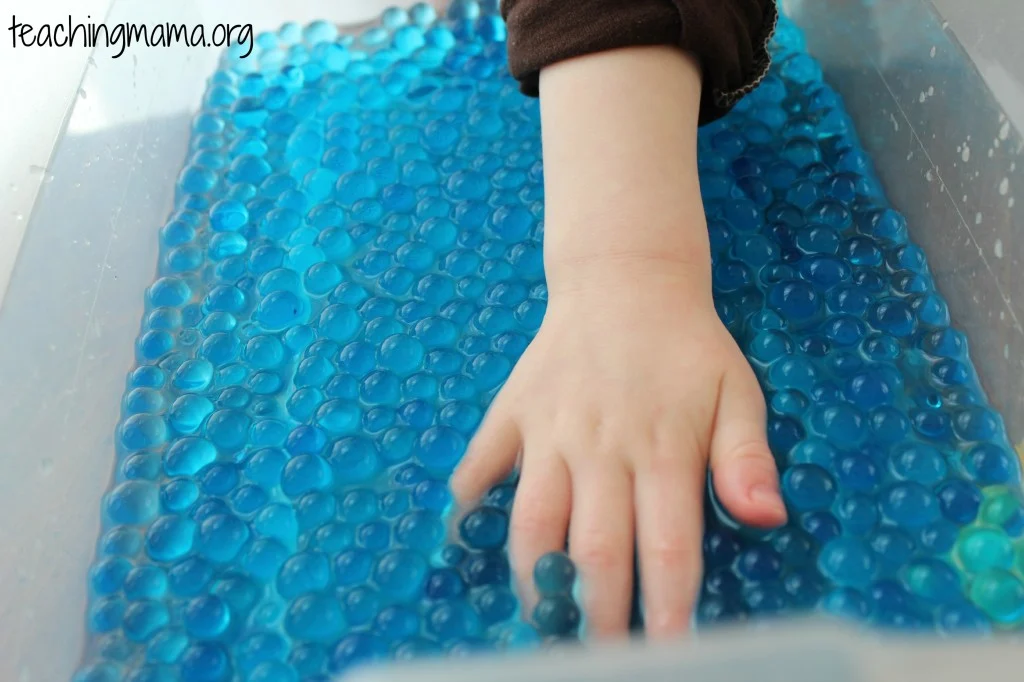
0, 1, 1020, 681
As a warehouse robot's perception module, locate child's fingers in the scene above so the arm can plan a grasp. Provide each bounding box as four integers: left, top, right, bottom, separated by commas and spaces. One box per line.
509, 452, 572, 613
450, 410, 521, 507
634, 451, 704, 638
567, 462, 634, 638
709, 369, 787, 528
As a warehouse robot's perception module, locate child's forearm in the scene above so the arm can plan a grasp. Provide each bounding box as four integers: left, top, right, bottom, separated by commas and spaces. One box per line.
538, 45, 712, 299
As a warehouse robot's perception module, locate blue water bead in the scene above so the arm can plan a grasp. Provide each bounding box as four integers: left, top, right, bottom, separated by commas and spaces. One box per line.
534, 552, 576, 597
953, 406, 1004, 442
415, 426, 466, 474
427, 600, 483, 643
889, 443, 947, 485
372, 549, 429, 600
810, 403, 866, 446
749, 330, 794, 365
473, 585, 518, 627
783, 464, 837, 512
105, 481, 160, 525
818, 537, 877, 589
835, 453, 880, 493
201, 463, 240, 496
122, 600, 170, 643
197, 513, 249, 563
459, 507, 509, 550
281, 454, 333, 498
462, 550, 510, 588
425, 567, 466, 600
965, 443, 1019, 485
285, 592, 346, 643
286, 385, 321, 417
939, 604, 991, 635
532, 597, 582, 638
767, 280, 821, 321
902, 558, 962, 606
395, 510, 445, 552
357, 521, 391, 551
315, 305, 362, 344
276, 552, 331, 600
397, 395, 434, 428
183, 594, 230, 639
881, 482, 939, 528
768, 356, 818, 394
145, 515, 196, 562
89, 557, 131, 596
330, 633, 389, 676
933, 479, 981, 524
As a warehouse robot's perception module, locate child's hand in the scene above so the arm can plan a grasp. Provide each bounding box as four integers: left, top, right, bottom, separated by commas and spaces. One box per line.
451, 263, 787, 639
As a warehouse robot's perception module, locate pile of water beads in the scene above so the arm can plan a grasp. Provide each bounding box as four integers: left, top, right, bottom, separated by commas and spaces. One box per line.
75, 1, 1024, 681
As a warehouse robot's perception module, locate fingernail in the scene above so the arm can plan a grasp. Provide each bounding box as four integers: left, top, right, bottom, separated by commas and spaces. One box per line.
750, 483, 786, 516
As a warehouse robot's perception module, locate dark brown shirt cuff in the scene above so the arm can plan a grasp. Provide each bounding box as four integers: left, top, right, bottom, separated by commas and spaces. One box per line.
501, 0, 778, 125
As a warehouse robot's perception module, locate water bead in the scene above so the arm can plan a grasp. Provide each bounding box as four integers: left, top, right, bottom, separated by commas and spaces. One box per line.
969, 570, 1024, 624
532, 596, 581, 638
889, 443, 948, 485
105, 481, 161, 525
197, 513, 250, 562
881, 482, 940, 528
146, 516, 197, 562
459, 507, 509, 549
965, 443, 1020, 485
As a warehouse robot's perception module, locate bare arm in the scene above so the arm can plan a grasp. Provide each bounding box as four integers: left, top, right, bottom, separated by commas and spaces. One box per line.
453, 46, 786, 639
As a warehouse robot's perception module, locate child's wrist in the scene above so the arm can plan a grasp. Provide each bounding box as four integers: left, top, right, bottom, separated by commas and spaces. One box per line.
544, 249, 714, 305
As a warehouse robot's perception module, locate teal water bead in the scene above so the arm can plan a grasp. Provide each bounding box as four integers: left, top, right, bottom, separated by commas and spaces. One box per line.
105, 481, 160, 525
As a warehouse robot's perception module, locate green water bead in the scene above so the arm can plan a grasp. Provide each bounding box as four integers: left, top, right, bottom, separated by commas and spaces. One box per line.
979, 488, 1021, 526
969, 569, 1024, 625
954, 527, 1013, 574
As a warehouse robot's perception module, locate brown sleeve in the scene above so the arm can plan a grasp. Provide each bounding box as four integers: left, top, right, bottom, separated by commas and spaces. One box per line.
500, 0, 778, 125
